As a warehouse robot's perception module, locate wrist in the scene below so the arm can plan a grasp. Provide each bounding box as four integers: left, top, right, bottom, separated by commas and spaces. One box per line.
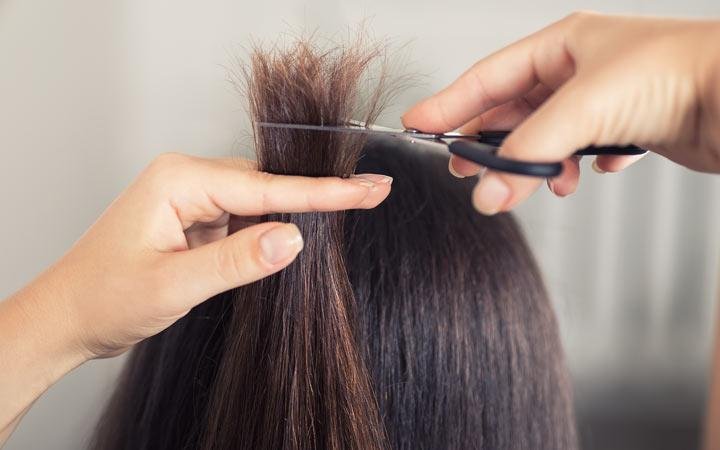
17, 268, 92, 372
0, 271, 89, 429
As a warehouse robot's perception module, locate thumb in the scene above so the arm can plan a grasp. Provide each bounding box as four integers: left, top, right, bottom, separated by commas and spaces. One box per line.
163, 222, 303, 307
473, 77, 613, 214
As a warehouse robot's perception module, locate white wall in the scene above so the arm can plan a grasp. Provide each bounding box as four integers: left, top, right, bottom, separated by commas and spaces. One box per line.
1, 1, 719, 449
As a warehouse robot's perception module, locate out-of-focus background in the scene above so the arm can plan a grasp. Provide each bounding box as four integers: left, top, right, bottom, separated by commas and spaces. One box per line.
1, 1, 719, 449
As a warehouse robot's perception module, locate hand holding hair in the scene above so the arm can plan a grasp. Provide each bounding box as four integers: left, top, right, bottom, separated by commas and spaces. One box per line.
403, 12, 720, 214
0, 153, 390, 444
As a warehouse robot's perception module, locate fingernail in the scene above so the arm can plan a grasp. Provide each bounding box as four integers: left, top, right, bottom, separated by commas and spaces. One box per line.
352, 173, 393, 187
473, 174, 511, 215
259, 224, 304, 265
591, 159, 606, 174
448, 159, 465, 178
547, 179, 557, 195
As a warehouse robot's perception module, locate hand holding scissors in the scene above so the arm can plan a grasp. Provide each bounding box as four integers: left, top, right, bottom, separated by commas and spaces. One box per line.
402, 13, 720, 214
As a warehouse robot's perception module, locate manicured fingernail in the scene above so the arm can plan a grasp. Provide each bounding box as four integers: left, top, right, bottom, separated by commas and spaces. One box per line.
547, 179, 557, 195
473, 174, 511, 215
259, 224, 304, 265
352, 173, 393, 187
448, 159, 465, 178
591, 159, 606, 174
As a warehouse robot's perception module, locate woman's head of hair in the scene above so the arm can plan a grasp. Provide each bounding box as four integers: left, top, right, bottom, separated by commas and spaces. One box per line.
90, 33, 576, 450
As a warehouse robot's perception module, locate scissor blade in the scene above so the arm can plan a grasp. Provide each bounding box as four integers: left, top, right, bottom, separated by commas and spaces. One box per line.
255, 122, 447, 140
255, 122, 405, 137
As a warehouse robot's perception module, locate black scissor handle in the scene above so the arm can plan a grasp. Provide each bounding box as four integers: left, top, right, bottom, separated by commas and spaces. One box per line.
574, 145, 646, 156
448, 140, 562, 177
447, 137, 646, 178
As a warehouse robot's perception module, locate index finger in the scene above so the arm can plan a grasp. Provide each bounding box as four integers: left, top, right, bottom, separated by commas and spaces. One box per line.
145, 154, 393, 228
401, 16, 577, 133
192, 157, 392, 217
215, 170, 393, 215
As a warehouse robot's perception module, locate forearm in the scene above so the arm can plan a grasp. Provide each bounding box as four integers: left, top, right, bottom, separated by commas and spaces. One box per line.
0, 269, 88, 446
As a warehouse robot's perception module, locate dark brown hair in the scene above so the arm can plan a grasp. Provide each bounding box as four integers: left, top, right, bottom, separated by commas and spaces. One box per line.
90, 34, 576, 450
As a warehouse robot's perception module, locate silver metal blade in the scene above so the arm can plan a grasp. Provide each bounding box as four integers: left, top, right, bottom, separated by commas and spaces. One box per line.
255, 122, 440, 140
254, 122, 486, 142
255, 122, 388, 134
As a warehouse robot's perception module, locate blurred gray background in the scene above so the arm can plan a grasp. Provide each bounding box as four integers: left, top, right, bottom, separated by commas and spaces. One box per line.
1, 1, 719, 449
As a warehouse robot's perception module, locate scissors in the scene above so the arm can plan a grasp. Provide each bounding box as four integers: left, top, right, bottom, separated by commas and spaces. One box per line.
256, 120, 645, 178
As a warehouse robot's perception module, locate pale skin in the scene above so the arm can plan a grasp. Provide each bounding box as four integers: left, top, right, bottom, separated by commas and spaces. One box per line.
2, 11, 720, 448
403, 12, 720, 214
0, 153, 392, 444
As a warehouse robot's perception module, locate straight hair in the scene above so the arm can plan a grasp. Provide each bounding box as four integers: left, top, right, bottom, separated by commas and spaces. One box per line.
90, 33, 577, 450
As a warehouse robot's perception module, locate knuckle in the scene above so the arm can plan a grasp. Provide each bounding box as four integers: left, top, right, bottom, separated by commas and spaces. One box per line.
332, 176, 354, 194
146, 152, 189, 176
314, 176, 359, 210
304, 188, 318, 211
565, 10, 597, 23
250, 170, 282, 211
561, 11, 600, 37
143, 152, 197, 191
436, 97, 457, 131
